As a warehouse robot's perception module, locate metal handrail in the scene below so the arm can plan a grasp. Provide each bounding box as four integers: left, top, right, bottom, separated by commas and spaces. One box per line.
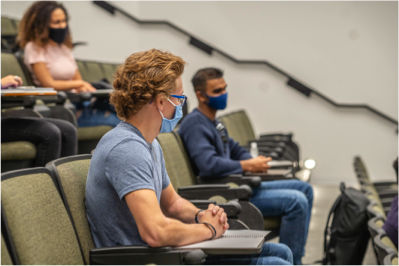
93, 0, 398, 127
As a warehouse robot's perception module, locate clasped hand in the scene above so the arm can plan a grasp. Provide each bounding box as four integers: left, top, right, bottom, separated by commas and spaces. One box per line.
197, 204, 229, 239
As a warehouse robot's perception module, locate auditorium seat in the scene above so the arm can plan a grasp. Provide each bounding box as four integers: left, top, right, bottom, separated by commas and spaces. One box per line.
1, 52, 41, 172
82, 61, 106, 83
367, 201, 387, 219
368, 216, 386, 239
0, 234, 13, 266
1, 168, 85, 264
45, 155, 206, 264
1, 16, 18, 50
2, 166, 205, 265
102, 63, 117, 83
1, 52, 28, 85
157, 132, 282, 235
384, 253, 398, 265
373, 232, 398, 265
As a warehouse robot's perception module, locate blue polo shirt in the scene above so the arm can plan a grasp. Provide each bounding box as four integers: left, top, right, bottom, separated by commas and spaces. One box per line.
178, 108, 252, 177
85, 121, 170, 248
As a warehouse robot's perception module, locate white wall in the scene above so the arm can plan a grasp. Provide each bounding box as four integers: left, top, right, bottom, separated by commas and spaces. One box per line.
2, 1, 398, 184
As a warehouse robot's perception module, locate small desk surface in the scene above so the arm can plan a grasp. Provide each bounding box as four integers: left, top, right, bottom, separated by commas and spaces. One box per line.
1, 89, 57, 97
90, 89, 113, 96
1, 88, 58, 108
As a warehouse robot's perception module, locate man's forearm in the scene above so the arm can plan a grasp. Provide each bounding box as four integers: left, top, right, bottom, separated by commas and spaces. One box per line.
165, 196, 200, 224
153, 217, 212, 247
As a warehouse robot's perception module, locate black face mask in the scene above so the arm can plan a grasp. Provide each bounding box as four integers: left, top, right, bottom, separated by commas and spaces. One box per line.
49, 26, 68, 44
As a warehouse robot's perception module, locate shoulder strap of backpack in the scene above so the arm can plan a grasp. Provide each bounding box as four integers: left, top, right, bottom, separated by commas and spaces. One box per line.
322, 183, 346, 264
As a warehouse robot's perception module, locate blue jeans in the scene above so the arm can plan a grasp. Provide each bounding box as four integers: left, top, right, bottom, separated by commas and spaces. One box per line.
76, 105, 120, 128
205, 243, 293, 265
250, 180, 313, 265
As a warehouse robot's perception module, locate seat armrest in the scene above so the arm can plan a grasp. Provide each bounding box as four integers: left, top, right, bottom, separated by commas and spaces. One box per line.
178, 185, 252, 200
268, 160, 294, 168
90, 246, 206, 265
189, 199, 217, 209
248, 140, 286, 148
258, 151, 280, 160
196, 175, 261, 187
66, 92, 92, 102
244, 169, 293, 181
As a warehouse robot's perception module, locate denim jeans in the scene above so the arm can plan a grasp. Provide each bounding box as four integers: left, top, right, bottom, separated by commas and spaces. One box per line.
76, 104, 120, 128
250, 180, 313, 265
1, 117, 77, 166
205, 243, 293, 265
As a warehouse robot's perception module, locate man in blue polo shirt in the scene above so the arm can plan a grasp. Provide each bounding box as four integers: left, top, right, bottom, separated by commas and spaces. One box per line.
85, 49, 293, 265
178, 67, 313, 265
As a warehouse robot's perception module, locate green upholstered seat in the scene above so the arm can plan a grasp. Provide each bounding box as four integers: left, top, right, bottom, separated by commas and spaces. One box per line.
373, 233, 398, 264
76, 60, 87, 78
10, 19, 19, 32
77, 125, 113, 141
381, 236, 398, 253
1, 169, 84, 264
157, 132, 197, 190
84, 62, 106, 83
77, 61, 105, 83
1, 142, 36, 161
1, 17, 16, 36
1, 141, 36, 173
0, 235, 12, 266
101, 63, 117, 84
368, 216, 386, 239
218, 110, 257, 147
157, 132, 281, 230
46, 155, 93, 264
1, 52, 28, 86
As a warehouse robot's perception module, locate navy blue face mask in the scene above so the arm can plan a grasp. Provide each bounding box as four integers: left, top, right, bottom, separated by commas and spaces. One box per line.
49, 26, 68, 44
203, 92, 228, 110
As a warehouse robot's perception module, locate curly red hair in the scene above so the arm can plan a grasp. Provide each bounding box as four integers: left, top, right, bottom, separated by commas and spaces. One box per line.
110, 49, 186, 120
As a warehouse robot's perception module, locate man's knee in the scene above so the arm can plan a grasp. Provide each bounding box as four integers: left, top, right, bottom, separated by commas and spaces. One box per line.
260, 243, 293, 263
287, 191, 308, 213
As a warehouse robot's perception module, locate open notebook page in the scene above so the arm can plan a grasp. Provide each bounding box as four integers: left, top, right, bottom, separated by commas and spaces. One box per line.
175, 230, 270, 255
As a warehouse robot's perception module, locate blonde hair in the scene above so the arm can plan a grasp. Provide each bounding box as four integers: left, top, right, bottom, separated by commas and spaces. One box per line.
110, 49, 186, 120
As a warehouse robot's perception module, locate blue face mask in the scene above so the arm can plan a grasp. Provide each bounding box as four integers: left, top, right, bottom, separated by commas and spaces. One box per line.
159, 98, 183, 133
204, 92, 228, 110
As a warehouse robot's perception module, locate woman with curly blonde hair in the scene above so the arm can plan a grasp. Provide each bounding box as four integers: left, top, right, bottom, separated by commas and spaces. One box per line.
85, 48, 293, 265
19, 1, 119, 127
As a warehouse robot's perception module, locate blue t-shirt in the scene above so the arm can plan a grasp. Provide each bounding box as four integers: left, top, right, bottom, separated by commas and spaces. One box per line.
85, 121, 170, 248
178, 108, 252, 177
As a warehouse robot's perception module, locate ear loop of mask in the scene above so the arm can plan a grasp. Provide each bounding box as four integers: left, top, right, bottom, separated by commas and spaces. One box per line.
158, 98, 177, 118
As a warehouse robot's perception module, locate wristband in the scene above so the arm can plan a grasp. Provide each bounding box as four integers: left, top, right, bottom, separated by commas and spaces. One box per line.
202, 222, 217, 240
195, 210, 204, 224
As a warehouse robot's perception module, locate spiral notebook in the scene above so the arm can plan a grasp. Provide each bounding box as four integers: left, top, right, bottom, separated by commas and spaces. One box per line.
175, 230, 270, 255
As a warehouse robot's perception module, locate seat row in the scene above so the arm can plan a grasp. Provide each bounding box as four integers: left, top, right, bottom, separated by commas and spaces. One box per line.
1, 155, 206, 265
216, 110, 311, 181
1, 51, 120, 172
1, 130, 297, 264
354, 157, 398, 265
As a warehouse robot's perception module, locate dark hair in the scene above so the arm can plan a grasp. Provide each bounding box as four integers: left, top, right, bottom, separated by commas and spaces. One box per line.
17, 1, 72, 49
191, 68, 223, 92
110, 49, 186, 120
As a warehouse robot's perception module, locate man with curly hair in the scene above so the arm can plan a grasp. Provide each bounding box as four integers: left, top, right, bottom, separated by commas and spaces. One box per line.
85, 49, 293, 265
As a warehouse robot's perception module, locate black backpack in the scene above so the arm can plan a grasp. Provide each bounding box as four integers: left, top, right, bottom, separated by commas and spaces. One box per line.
322, 183, 370, 265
